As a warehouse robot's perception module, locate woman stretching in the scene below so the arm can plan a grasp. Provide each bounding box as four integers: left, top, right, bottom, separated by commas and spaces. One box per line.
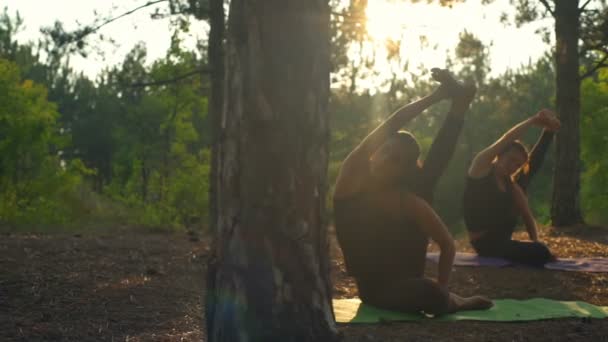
333, 68, 492, 315
463, 109, 560, 267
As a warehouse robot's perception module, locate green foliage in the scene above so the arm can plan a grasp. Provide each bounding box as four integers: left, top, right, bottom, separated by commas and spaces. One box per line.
454, 30, 491, 85
581, 69, 608, 223
0, 58, 88, 227
1, 3, 607, 233
91, 44, 212, 231
0, 10, 212, 232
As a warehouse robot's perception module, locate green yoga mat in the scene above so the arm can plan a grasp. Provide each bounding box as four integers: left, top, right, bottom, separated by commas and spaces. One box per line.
334, 298, 608, 323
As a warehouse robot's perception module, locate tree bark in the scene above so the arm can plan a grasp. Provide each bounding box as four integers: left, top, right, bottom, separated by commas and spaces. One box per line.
205, 0, 224, 336
551, 0, 585, 227
208, 0, 224, 232
206, 1, 339, 341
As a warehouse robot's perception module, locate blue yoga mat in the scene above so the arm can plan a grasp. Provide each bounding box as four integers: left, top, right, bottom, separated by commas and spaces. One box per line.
426, 252, 608, 272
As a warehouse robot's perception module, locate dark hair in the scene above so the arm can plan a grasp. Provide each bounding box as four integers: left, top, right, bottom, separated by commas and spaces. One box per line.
501, 140, 529, 158
500, 140, 530, 176
390, 131, 421, 188
393, 130, 421, 164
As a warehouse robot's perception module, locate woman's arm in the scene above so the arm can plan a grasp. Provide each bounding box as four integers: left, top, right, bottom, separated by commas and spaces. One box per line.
468, 109, 559, 179
334, 89, 445, 199
403, 194, 455, 290
517, 129, 556, 189
511, 182, 539, 241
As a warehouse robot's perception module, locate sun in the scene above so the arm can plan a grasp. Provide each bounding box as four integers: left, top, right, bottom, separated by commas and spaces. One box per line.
365, 2, 407, 42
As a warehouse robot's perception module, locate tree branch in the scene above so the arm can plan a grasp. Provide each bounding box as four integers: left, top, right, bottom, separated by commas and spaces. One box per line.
580, 54, 608, 80
330, 11, 365, 22
76, 0, 170, 41
581, 42, 607, 55
579, 0, 593, 12
129, 67, 211, 88
538, 0, 556, 17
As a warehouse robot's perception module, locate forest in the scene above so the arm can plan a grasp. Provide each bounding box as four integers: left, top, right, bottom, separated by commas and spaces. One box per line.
2, 0, 608, 341
1, 2, 608, 234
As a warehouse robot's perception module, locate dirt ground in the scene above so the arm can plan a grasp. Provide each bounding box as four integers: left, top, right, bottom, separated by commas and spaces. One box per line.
2, 225, 608, 341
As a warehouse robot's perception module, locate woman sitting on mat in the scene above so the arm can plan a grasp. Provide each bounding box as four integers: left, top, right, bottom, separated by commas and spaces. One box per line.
463, 109, 560, 267
333, 68, 492, 315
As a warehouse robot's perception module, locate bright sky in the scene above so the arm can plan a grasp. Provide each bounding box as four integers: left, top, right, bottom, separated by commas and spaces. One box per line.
358, 0, 553, 89
7, 0, 552, 86
8, 0, 207, 80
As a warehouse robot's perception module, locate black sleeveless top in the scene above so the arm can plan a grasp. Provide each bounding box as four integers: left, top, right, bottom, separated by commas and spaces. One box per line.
463, 171, 518, 240
463, 130, 555, 240
334, 187, 429, 281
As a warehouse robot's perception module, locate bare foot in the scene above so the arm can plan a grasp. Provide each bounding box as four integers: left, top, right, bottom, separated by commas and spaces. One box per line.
430, 68, 476, 110
447, 293, 493, 313
431, 68, 464, 95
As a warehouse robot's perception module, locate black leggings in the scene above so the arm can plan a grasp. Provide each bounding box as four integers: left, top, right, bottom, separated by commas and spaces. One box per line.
356, 276, 450, 315
472, 236, 554, 267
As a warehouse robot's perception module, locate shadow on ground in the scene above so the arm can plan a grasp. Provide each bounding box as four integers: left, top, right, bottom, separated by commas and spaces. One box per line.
2, 227, 608, 341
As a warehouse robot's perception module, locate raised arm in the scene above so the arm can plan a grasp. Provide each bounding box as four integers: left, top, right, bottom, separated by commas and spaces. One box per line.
403, 194, 455, 290
353, 93, 443, 162
334, 71, 449, 199
511, 182, 539, 241
468, 109, 559, 179
516, 129, 555, 189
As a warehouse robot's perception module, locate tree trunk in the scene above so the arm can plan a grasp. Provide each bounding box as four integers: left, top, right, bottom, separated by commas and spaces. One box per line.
205, 1, 339, 341
208, 0, 224, 232
205, 0, 224, 336
551, 0, 585, 227
141, 157, 149, 202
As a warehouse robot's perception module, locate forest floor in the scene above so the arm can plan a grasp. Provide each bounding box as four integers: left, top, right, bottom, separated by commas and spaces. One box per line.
2, 225, 608, 341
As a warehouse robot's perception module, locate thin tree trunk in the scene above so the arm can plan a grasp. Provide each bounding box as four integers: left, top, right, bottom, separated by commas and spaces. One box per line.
208, 0, 224, 232
206, 1, 338, 341
551, 0, 585, 227
141, 156, 149, 202
205, 0, 225, 336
